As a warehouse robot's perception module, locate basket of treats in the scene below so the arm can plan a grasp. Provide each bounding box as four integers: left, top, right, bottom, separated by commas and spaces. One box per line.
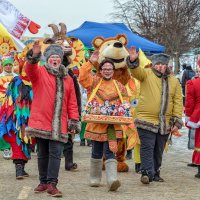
82, 99, 133, 125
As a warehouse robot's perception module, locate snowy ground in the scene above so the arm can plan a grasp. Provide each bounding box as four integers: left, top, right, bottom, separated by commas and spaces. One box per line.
1, 125, 199, 200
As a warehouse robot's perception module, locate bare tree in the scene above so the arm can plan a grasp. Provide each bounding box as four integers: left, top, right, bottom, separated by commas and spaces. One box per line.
111, 0, 200, 73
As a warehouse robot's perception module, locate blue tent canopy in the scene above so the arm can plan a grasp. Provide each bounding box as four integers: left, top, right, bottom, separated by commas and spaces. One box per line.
68, 21, 165, 53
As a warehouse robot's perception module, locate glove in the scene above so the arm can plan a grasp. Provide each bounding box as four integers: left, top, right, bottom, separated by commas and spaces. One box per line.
28, 21, 41, 34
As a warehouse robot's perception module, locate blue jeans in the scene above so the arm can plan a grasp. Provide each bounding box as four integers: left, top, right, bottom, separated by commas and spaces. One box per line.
91, 141, 115, 160
37, 138, 63, 184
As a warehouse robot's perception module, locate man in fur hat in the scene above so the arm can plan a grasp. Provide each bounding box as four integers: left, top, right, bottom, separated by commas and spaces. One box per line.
126, 48, 183, 184
25, 41, 80, 197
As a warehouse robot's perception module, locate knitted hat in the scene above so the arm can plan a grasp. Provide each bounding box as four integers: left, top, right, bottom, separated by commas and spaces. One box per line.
151, 53, 170, 66
43, 44, 64, 61
2, 58, 13, 66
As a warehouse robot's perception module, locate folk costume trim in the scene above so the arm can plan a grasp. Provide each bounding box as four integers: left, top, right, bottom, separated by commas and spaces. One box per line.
25, 127, 68, 143
84, 130, 122, 141
159, 75, 169, 135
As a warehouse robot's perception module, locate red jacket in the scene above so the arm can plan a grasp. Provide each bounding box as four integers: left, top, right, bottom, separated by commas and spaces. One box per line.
185, 78, 200, 128
25, 62, 79, 143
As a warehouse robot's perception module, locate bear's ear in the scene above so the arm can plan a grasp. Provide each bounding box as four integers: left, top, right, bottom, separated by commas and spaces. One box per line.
68, 36, 78, 42
116, 34, 128, 46
92, 36, 105, 49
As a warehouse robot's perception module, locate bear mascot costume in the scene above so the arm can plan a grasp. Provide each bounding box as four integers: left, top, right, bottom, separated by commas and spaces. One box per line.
91, 34, 137, 172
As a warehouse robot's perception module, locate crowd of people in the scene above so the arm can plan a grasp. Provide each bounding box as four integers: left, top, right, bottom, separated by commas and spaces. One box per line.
0, 28, 200, 198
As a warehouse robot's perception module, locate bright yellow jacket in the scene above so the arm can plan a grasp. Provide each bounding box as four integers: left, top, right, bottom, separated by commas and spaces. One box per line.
129, 66, 183, 130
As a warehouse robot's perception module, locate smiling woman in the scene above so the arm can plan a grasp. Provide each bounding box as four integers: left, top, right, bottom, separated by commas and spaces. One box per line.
78, 48, 134, 192
99, 60, 115, 80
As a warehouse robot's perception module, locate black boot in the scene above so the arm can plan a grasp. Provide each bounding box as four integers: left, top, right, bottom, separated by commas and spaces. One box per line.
141, 170, 153, 184
135, 163, 141, 173
14, 159, 29, 179
64, 136, 78, 171
22, 161, 29, 177
64, 150, 77, 171
80, 139, 86, 146
195, 165, 200, 178
153, 170, 164, 182
15, 164, 24, 180
126, 149, 132, 160
141, 170, 152, 184
187, 163, 197, 167
87, 140, 92, 147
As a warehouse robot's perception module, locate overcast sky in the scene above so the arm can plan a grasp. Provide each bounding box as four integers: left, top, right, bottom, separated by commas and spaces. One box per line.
8, 0, 115, 37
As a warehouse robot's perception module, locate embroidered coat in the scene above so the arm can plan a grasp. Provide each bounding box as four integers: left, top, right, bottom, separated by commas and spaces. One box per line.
79, 61, 128, 142
25, 51, 79, 143
127, 58, 183, 134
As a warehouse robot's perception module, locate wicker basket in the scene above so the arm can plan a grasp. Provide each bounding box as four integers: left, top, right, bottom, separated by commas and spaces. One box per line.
82, 114, 132, 125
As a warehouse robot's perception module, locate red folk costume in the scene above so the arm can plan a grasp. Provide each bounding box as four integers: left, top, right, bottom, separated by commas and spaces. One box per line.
25, 51, 79, 143
79, 61, 129, 152
185, 78, 200, 164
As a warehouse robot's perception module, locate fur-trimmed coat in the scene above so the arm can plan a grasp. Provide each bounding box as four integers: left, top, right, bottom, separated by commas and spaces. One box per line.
127, 58, 183, 135
25, 52, 79, 143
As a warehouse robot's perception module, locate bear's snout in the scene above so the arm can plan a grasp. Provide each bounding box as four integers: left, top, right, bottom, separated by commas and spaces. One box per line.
113, 42, 123, 48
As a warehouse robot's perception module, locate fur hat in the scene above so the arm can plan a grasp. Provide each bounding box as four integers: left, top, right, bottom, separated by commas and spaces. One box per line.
151, 53, 170, 66
43, 44, 64, 61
